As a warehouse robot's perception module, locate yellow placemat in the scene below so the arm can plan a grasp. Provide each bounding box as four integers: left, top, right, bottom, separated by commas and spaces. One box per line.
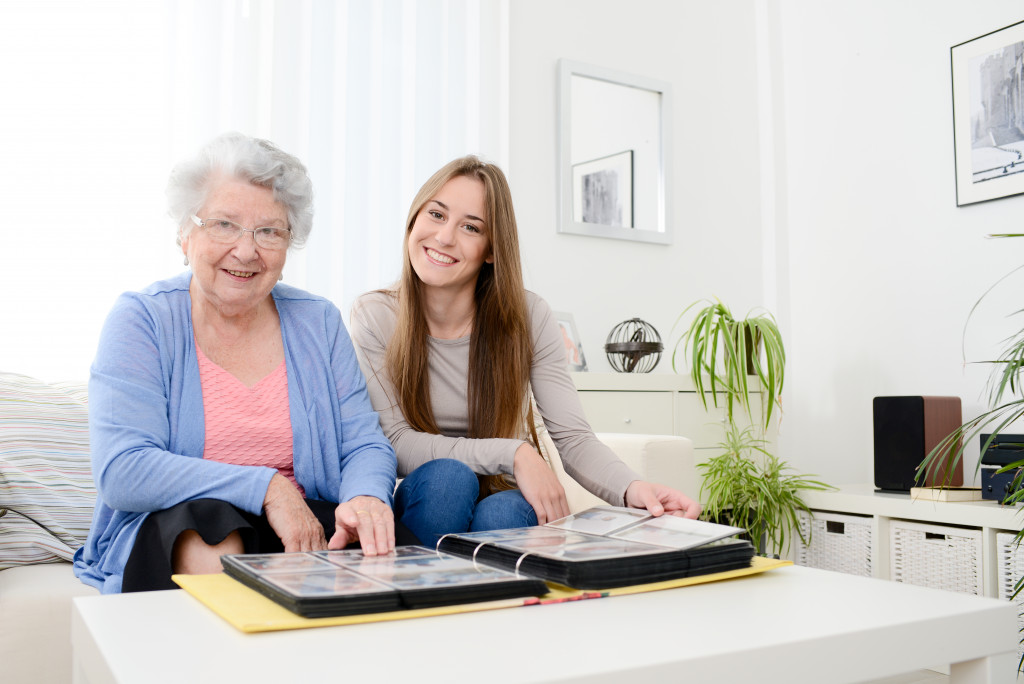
174, 556, 791, 633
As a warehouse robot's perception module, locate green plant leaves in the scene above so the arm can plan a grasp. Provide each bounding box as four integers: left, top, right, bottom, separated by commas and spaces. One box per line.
918, 253, 1024, 490
916, 236, 1024, 672
697, 424, 832, 556
670, 298, 785, 431
672, 298, 823, 555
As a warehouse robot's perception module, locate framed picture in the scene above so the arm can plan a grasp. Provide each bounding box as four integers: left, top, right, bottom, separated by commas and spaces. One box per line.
552, 311, 588, 372
951, 19, 1024, 206
558, 60, 671, 244
571, 150, 634, 228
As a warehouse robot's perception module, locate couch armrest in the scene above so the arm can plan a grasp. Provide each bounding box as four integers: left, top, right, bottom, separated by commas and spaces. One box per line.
545, 432, 698, 514
0, 563, 99, 684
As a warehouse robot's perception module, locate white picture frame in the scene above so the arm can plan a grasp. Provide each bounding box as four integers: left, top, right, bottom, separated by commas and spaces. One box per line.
557, 59, 672, 244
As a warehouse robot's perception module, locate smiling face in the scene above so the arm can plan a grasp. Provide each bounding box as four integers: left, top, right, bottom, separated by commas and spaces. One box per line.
181, 177, 289, 320
407, 174, 493, 297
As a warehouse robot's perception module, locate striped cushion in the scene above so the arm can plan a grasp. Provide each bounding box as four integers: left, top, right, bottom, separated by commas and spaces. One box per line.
0, 373, 95, 569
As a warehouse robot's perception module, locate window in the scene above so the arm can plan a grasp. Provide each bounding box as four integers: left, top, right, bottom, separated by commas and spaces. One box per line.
3, 0, 508, 379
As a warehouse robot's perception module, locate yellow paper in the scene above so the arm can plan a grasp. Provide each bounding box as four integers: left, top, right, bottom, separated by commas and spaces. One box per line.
174, 556, 790, 633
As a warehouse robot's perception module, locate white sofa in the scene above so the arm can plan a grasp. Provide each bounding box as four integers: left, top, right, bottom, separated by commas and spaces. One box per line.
0, 372, 696, 684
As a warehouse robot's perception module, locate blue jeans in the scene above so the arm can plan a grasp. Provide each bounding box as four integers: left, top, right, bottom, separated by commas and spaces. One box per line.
395, 459, 538, 547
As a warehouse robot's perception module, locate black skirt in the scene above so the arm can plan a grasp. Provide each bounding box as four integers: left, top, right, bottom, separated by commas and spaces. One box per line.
121, 498, 419, 592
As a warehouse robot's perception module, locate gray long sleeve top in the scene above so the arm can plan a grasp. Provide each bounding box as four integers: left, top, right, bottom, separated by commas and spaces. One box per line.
349, 290, 641, 505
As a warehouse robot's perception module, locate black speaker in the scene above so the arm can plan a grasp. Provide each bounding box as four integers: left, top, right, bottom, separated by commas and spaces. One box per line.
873, 396, 963, 492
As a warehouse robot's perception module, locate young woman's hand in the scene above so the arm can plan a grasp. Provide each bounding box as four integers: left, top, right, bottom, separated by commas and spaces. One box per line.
513, 443, 570, 524
624, 480, 703, 519
328, 495, 395, 556
263, 473, 329, 551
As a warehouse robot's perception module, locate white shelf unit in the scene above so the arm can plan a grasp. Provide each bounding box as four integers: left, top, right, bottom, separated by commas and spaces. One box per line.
996, 532, 1024, 665
801, 484, 1023, 598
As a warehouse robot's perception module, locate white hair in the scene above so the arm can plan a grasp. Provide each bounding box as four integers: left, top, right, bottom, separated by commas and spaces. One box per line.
167, 132, 314, 248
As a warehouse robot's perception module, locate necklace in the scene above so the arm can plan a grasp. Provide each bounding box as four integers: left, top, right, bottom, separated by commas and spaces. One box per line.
432, 315, 473, 340
454, 316, 473, 339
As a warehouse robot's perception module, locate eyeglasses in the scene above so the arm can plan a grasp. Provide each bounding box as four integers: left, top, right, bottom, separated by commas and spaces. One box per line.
190, 215, 292, 250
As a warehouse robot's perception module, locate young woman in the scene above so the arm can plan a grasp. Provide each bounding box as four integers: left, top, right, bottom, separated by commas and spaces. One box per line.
350, 156, 701, 546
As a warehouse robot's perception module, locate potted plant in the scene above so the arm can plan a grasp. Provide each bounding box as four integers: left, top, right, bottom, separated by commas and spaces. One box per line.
672, 297, 832, 555
699, 423, 832, 556
670, 298, 785, 431
919, 234, 1024, 670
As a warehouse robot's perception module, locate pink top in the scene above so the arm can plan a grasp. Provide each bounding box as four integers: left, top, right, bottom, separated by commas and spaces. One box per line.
196, 341, 303, 496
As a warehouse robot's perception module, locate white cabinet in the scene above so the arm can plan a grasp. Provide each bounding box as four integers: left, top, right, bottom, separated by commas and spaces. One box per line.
572, 390, 674, 435
570, 372, 777, 451
799, 484, 1023, 598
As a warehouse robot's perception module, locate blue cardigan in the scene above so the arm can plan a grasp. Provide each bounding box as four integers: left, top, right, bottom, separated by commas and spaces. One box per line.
73, 273, 397, 593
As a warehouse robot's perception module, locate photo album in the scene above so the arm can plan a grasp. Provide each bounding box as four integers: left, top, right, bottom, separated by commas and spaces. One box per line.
437, 505, 752, 589
221, 545, 548, 619
221, 506, 752, 618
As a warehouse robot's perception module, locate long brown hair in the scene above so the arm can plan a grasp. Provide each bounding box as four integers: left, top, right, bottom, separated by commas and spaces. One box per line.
385, 156, 538, 490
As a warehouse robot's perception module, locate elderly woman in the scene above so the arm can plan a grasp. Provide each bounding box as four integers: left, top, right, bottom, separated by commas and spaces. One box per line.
73, 133, 409, 594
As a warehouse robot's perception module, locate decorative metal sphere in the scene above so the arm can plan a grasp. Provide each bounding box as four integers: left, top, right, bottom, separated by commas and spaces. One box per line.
604, 318, 663, 373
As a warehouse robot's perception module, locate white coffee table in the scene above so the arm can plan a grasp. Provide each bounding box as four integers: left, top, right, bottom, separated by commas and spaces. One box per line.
72, 564, 1018, 683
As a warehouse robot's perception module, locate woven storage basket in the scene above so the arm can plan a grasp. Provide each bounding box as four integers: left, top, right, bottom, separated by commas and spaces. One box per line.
795, 510, 872, 577
890, 520, 982, 595
996, 532, 1024, 664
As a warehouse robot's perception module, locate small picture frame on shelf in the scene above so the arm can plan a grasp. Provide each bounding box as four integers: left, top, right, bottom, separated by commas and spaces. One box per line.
553, 311, 588, 372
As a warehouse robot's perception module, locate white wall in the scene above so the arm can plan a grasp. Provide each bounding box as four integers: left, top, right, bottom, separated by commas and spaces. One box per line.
508, 0, 1024, 488
1, 2, 178, 383
507, 0, 767, 375
776, 0, 1024, 485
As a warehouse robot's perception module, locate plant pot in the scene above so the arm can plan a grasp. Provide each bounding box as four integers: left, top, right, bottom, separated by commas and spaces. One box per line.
742, 326, 760, 376
708, 510, 774, 557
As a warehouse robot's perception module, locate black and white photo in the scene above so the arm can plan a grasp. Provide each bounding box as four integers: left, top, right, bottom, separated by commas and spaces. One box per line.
952, 19, 1024, 205
571, 150, 634, 228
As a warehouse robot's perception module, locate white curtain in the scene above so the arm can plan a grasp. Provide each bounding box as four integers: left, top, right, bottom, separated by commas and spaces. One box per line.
167, 0, 510, 317
2, 0, 508, 380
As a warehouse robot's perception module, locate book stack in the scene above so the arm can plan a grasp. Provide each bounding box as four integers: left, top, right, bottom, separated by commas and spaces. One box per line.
909, 486, 983, 502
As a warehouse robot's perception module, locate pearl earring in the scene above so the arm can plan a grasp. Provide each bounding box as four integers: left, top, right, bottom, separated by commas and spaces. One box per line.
183, 255, 189, 266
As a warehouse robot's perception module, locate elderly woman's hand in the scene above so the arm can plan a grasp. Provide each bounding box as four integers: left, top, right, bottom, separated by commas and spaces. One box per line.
328, 496, 395, 556
263, 474, 329, 552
